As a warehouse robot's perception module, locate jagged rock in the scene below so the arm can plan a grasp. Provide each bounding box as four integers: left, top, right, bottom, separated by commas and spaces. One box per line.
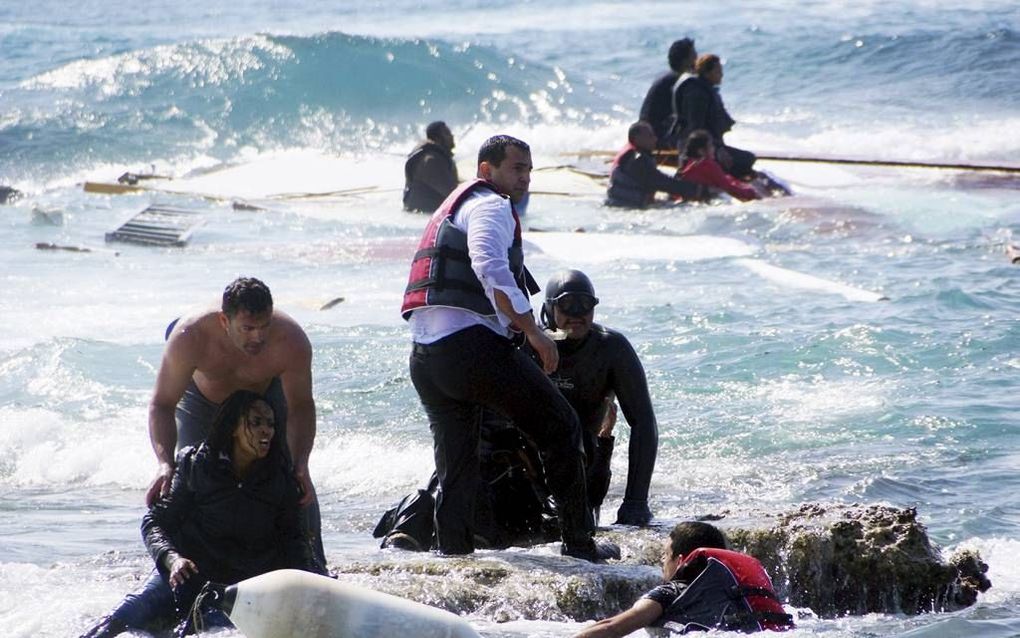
328, 503, 989, 623
727, 503, 990, 616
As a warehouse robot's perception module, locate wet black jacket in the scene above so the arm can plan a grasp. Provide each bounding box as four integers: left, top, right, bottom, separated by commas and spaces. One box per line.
142, 444, 315, 585
672, 75, 736, 149
639, 71, 680, 147
607, 146, 699, 208
403, 142, 458, 213
549, 324, 658, 504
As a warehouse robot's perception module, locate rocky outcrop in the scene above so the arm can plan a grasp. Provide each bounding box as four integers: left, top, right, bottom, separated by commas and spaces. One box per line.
328, 503, 989, 622
726, 503, 990, 616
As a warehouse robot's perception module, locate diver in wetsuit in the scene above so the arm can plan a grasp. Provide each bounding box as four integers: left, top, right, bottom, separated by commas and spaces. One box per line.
375, 269, 658, 550
541, 269, 658, 526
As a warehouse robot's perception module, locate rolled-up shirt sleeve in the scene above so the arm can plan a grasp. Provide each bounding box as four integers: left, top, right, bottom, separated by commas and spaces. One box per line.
461, 194, 533, 326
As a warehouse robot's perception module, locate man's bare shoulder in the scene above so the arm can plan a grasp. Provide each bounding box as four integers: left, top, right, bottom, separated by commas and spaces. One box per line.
166, 310, 221, 353
271, 310, 312, 355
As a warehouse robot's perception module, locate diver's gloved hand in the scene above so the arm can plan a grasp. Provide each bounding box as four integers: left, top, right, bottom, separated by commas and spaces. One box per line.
615, 498, 652, 526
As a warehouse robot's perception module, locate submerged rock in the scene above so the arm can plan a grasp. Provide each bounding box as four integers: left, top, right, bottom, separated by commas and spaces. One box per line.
329, 503, 989, 623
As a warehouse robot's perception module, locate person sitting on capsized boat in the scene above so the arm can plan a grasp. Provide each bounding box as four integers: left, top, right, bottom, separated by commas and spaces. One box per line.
639, 37, 697, 151
678, 130, 764, 202
79, 391, 323, 638
606, 121, 700, 208
403, 120, 459, 213
671, 53, 757, 179
375, 269, 658, 550
573, 521, 794, 637
678, 130, 791, 202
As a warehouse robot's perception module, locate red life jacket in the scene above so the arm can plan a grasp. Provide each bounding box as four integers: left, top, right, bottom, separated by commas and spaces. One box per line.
401, 179, 535, 320
662, 547, 794, 632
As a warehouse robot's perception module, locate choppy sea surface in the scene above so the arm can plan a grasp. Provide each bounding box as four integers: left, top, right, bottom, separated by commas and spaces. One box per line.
2, 1, 1019, 636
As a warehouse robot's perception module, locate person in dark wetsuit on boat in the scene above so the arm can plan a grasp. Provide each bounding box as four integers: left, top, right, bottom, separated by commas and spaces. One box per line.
573, 521, 794, 637
375, 269, 659, 549
146, 277, 326, 572
639, 38, 697, 151
79, 391, 323, 638
403, 120, 459, 213
606, 120, 700, 208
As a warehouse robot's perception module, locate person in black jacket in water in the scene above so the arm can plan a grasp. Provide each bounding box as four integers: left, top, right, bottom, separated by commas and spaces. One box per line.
375, 269, 658, 551
672, 53, 757, 179
80, 390, 323, 638
403, 120, 459, 213
638, 37, 697, 150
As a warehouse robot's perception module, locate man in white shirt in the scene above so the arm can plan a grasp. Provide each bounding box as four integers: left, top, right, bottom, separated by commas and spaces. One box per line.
400, 135, 617, 562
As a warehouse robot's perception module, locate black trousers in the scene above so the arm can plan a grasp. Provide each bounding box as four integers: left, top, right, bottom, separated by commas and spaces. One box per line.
410, 325, 594, 554
721, 144, 756, 179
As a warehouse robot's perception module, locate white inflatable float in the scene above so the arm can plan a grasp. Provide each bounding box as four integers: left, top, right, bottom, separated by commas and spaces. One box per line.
216, 569, 481, 638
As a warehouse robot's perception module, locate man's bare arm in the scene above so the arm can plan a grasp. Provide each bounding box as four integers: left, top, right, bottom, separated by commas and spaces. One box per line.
145, 329, 198, 505
279, 325, 317, 506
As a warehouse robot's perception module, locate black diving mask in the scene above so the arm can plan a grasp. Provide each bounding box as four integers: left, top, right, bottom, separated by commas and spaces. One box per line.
551, 292, 599, 317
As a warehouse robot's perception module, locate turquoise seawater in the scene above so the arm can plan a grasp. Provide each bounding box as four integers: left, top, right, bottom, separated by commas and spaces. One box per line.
1, 1, 1019, 636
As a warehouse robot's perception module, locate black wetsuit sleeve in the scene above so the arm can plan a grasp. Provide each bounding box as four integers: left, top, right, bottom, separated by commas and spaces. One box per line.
142, 452, 195, 573
610, 335, 658, 504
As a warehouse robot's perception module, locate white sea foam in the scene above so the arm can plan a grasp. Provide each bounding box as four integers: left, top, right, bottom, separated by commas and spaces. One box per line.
0, 406, 151, 489
313, 431, 434, 498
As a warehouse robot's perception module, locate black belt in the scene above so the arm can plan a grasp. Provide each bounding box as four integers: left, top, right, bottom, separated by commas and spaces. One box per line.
412, 325, 512, 355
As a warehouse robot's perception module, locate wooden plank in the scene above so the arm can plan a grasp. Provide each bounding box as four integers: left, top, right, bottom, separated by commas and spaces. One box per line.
84, 181, 146, 195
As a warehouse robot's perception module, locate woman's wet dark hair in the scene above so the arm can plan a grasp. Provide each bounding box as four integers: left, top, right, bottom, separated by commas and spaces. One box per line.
682, 129, 713, 160
206, 389, 280, 459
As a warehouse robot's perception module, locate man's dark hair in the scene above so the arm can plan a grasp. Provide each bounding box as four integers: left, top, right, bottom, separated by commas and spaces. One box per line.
477, 135, 530, 167
669, 521, 728, 557
628, 120, 653, 144
668, 38, 696, 72
695, 53, 721, 77
222, 277, 273, 317
426, 121, 448, 141
683, 129, 713, 158
206, 390, 282, 460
